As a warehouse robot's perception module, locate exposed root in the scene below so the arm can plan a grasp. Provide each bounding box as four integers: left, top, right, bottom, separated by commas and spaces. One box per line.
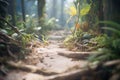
44, 60, 120, 80
58, 51, 100, 59
5, 61, 58, 75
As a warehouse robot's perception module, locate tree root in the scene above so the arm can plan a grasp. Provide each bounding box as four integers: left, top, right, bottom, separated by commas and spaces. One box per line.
44, 60, 120, 80
0, 32, 21, 58
0, 32, 20, 44
2, 60, 120, 80
5, 61, 58, 76
58, 51, 100, 59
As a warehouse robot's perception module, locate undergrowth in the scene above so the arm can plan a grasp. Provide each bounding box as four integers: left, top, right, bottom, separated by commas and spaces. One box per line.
89, 21, 120, 62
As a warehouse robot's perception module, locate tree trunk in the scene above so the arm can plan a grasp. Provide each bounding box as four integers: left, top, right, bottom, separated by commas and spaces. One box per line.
112, 0, 120, 23
103, 0, 120, 22
51, 0, 57, 18
37, 0, 45, 24
98, 0, 104, 33
103, 0, 112, 21
60, 0, 64, 27
21, 0, 26, 22
7, 0, 16, 26
103, 0, 120, 35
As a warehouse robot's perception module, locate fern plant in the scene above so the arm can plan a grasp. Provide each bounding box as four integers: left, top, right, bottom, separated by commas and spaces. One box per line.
89, 21, 120, 62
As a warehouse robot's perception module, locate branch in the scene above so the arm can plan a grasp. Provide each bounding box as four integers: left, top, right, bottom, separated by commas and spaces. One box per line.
0, 32, 20, 44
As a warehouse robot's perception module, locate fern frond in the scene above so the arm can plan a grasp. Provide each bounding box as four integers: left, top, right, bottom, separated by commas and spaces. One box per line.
98, 21, 120, 30
102, 27, 120, 36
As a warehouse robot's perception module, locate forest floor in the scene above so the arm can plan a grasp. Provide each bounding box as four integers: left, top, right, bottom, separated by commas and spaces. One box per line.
2, 30, 93, 80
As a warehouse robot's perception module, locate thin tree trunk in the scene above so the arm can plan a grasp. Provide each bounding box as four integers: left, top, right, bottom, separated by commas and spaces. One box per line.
51, 0, 56, 18
98, 0, 104, 33
60, 0, 64, 27
37, 0, 45, 24
9, 0, 16, 26
21, 0, 26, 22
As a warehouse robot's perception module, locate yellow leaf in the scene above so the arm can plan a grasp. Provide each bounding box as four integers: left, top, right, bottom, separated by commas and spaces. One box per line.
69, 6, 77, 16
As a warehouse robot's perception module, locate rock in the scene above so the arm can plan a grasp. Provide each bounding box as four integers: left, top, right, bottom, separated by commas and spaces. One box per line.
82, 33, 91, 40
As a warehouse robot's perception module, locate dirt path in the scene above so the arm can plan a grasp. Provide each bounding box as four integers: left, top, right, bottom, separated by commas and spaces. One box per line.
3, 30, 89, 80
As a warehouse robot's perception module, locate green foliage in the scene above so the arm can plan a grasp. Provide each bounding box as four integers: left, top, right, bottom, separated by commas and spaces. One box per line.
64, 35, 75, 50
80, 4, 91, 16
89, 21, 120, 62
1, 15, 60, 48
96, 21, 120, 29
23, 16, 39, 34
20, 33, 35, 47
88, 48, 119, 62
47, 18, 60, 29
74, 29, 83, 39
39, 17, 61, 35
64, 29, 93, 51
67, 0, 92, 33
41, 34, 49, 44
90, 34, 107, 47
85, 0, 100, 28
64, 35, 75, 44
65, 16, 119, 52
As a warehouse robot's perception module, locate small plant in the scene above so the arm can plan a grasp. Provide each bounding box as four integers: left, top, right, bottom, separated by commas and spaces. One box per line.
67, 0, 91, 34
64, 35, 76, 50
41, 35, 49, 46
19, 33, 35, 47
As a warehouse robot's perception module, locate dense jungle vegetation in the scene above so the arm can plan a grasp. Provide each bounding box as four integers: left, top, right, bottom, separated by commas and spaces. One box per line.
0, 0, 120, 80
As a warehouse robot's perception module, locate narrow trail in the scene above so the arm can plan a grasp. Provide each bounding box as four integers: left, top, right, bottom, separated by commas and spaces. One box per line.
4, 30, 89, 80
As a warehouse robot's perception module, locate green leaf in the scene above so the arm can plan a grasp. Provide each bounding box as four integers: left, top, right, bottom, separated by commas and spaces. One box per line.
80, 4, 91, 16
96, 21, 120, 30
102, 27, 120, 36
112, 39, 120, 49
